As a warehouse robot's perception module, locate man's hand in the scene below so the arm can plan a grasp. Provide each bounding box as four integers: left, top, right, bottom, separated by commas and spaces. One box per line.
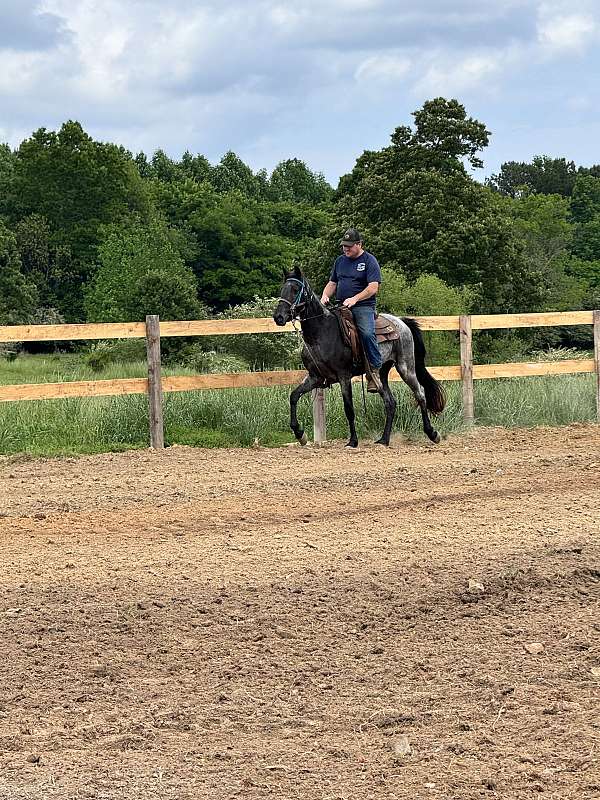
343, 296, 358, 308
320, 294, 330, 305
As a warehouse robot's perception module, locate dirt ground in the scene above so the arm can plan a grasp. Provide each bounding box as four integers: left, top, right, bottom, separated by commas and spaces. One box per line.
0, 425, 599, 800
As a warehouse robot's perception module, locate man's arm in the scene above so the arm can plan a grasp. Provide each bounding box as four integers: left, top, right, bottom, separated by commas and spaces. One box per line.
342, 281, 379, 308
320, 281, 337, 304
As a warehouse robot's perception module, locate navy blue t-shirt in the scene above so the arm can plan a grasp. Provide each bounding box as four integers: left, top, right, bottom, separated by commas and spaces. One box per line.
330, 250, 382, 307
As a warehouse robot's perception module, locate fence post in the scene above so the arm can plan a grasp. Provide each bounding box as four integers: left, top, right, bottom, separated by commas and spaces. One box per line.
145, 315, 164, 450
594, 310, 600, 423
459, 314, 474, 424
312, 388, 326, 444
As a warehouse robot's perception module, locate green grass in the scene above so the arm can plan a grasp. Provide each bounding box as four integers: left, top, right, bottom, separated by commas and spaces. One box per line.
0, 354, 597, 456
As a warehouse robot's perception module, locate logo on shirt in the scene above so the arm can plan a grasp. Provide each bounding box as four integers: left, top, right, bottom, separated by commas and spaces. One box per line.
356, 262, 366, 271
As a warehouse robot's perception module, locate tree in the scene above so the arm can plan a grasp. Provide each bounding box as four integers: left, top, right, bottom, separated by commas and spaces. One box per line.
179, 151, 211, 183
411, 97, 490, 170
570, 176, 600, 266
0, 143, 16, 216
6, 121, 151, 316
572, 220, 600, 263
0, 220, 38, 324
188, 192, 293, 308
149, 149, 181, 183
487, 156, 578, 197
269, 159, 334, 204
86, 217, 201, 322
210, 151, 265, 198
507, 193, 589, 312
151, 178, 308, 309
333, 99, 536, 312
267, 201, 331, 241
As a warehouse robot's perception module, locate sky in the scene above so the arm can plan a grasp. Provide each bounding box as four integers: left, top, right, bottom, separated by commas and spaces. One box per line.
1, 0, 599, 186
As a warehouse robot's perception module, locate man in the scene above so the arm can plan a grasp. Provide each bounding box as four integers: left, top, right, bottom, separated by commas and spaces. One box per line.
320, 228, 383, 392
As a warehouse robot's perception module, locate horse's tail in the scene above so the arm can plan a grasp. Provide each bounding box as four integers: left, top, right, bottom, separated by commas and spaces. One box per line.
401, 317, 446, 415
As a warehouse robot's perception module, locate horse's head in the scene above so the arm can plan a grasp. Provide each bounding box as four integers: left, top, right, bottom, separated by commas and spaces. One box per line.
273, 264, 310, 326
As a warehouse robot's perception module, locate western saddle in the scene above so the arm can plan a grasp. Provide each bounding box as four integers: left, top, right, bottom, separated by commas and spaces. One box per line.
333, 306, 400, 368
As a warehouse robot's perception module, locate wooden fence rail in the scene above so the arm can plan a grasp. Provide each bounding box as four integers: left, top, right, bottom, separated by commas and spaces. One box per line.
1, 311, 599, 448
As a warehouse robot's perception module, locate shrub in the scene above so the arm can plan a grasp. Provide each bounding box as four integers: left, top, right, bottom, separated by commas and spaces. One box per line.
84, 339, 147, 373
213, 296, 302, 369
183, 348, 249, 373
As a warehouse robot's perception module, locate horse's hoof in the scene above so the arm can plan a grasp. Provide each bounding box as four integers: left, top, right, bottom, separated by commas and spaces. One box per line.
430, 431, 441, 444
299, 433, 308, 446
374, 437, 389, 446
345, 441, 358, 449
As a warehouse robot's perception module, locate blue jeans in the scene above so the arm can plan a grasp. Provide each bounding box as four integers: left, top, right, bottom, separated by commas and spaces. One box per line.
351, 305, 382, 368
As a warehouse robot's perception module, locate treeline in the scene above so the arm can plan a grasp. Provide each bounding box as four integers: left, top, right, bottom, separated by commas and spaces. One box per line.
1, 98, 600, 355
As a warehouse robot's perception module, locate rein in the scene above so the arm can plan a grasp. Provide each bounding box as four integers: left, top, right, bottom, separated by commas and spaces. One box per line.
279, 276, 327, 376
278, 273, 368, 414
278, 276, 326, 322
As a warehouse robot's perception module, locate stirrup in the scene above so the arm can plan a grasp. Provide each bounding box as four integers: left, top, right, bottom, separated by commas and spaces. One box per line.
366, 370, 381, 393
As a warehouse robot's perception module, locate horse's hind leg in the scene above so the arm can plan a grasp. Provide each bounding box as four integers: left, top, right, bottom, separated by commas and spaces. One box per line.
374, 362, 397, 446
290, 374, 324, 445
396, 363, 441, 444
339, 376, 358, 448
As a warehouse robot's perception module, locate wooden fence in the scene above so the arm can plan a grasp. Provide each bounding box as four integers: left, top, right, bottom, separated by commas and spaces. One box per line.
1, 310, 599, 447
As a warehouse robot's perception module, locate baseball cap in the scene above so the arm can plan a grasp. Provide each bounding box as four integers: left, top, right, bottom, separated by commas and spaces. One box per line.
340, 228, 362, 246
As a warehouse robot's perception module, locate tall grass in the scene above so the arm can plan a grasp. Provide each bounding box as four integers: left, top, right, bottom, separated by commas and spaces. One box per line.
0, 354, 596, 455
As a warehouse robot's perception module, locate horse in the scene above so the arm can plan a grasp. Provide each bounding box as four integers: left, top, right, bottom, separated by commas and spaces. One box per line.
272, 265, 446, 448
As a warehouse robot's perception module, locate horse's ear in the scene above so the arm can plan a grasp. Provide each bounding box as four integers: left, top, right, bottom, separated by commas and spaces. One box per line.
282, 267, 288, 279
293, 263, 302, 278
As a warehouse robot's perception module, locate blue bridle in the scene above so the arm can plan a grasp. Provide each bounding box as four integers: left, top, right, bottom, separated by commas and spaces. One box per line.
278, 277, 309, 318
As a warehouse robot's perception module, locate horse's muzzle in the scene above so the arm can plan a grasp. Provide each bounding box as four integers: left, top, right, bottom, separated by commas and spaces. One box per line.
273, 310, 287, 327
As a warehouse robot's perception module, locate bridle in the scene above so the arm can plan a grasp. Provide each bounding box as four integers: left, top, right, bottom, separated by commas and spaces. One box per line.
277, 276, 310, 320
277, 275, 328, 378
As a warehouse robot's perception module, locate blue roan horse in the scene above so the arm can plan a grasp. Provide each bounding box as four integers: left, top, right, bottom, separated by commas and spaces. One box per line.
273, 265, 445, 448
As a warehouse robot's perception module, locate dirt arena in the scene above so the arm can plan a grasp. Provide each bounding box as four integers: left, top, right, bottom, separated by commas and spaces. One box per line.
0, 424, 599, 800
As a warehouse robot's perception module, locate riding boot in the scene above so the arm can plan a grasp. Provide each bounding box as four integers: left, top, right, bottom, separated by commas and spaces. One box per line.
367, 367, 382, 393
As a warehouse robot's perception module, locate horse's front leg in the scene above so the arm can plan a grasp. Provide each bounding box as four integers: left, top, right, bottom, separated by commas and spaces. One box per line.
290, 374, 324, 445
339, 377, 358, 449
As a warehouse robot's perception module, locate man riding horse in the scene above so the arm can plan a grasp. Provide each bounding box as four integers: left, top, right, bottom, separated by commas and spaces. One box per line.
320, 228, 382, 392
273, 245, 445, 447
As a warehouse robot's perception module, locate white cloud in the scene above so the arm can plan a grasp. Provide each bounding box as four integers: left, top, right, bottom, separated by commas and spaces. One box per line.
537, 12, 596, 51
1, 1, 599, 181
413, 51, 506, 96
355, 54, 411, 84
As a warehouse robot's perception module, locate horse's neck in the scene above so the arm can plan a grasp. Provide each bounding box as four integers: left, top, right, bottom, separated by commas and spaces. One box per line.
300, 294, 330, 341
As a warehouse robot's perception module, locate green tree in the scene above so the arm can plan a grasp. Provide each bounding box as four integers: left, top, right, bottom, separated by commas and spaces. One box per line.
86, 217, 200, 322
180, 150, 211, 183
410, 97, 490, 170
267, 201, 331, 241
569, 175, 600, 266
189, 192, 293, 308
572, 219, 600, 263
6, 121, 151, 318
566, 255, 600, 287
507, 192, 588, 311
0, 143, 16, 215
149, 149, 181, 183
333, 99, 535, 312
488, 156, 578, 197
0, 220, 38, 324
152, 178, 297, 309
210, 151, 265, 198
269, 158, 334, 204
570, 175, 600, 223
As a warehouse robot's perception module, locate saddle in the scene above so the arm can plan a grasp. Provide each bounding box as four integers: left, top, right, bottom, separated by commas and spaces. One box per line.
333, 307, 400, 365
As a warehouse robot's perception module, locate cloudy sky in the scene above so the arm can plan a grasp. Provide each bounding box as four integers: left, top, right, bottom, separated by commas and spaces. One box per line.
1, 0, 599, 185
